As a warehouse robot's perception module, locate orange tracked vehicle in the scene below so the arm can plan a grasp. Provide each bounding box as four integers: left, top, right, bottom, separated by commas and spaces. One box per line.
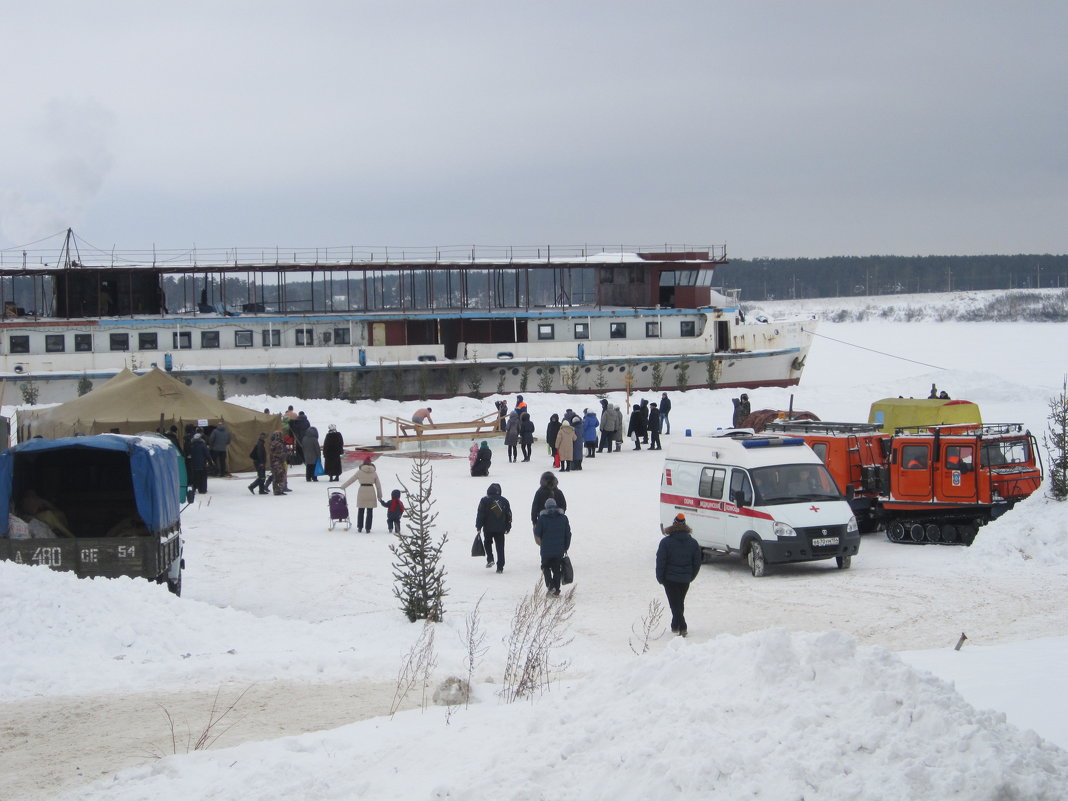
763, 417, 1042, 545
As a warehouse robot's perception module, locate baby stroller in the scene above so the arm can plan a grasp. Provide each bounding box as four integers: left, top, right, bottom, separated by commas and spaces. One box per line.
328, 487, 351, 530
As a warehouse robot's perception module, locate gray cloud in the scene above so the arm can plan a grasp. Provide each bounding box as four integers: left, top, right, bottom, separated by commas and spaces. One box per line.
1, 2, 1065, 258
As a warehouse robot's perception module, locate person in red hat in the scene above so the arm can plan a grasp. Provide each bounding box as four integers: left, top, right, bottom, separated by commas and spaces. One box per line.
656, 513, 702, 637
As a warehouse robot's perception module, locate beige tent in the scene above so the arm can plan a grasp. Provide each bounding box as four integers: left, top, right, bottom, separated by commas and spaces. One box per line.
18, 368, 281, 473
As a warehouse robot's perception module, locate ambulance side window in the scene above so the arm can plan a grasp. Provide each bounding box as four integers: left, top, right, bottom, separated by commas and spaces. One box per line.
699, 467, 726, 499
729, 469, 753, 506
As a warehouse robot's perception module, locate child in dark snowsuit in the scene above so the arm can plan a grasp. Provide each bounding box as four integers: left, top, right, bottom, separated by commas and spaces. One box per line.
382, 489, 405, 533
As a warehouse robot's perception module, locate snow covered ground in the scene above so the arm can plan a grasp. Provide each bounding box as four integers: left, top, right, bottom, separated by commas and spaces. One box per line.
3, 295, 1068, 800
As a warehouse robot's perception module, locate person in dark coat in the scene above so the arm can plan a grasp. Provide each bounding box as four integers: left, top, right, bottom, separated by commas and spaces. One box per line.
519, 412, 535, 462
534, 497, 572, 596
531, 471, 567, 528
732, 393, 751, 428
627, 404, 647, 450
188, 432, 211, 494
648, 403, 662, 451
248, 432, 270, 494
597, 404, 614, 453
659, 392, 672, 435
656, 513, 702, 637
382, 488, 405, 533
322, 424, 344, 482
208, 422, 231, 476
495, 399, 509, 432
291, 411, 311, 462
471, 440, 493, 477
545, 414, 561, 462
476, 482, 512, 573
639, 398, 650, 444
504, 411, 521, 463
302, 426, 322, 482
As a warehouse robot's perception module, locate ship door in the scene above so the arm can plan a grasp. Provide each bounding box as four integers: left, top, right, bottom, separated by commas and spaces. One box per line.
370, 322, 386, 346
715, 320, 729, 352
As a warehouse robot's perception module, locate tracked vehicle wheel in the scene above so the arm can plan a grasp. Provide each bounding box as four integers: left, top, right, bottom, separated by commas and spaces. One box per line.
888, 521, 906, 542
909, 523, 925, 543
925, 524, 941, 543
941, 524, 959, 544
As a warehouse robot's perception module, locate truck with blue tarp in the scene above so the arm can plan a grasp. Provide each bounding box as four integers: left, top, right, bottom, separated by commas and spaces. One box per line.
0, 433, 184, 594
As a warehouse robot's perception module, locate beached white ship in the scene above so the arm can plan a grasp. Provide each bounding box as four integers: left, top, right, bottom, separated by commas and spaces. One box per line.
0, 233, 815, 404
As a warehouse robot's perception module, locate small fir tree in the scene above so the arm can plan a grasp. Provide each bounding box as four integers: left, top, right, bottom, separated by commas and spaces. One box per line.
562, 365, 580, 392
215, 370, 227, 401
519, 366, 531, 392
675, 360, 690, 392
19, 381, 39, 405
650, 362, 664, 392
391, 449, 449, 622
1045, 376, 1068, 500
445, 363, 461, 397
706, 353, 721, 389
77, 373, 94, 396
537, 367, 554, 392
417, 366, 430, 401
369, 366, 384, 402
391, 365, 406, 400
496, 371, 507, 395
594, 363, 608, 396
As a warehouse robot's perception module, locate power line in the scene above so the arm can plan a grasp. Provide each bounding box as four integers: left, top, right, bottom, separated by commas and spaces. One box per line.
803, 327, 946, 370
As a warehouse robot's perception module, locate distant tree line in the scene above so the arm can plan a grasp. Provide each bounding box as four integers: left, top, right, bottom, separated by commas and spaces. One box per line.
717, 254, 1068, 302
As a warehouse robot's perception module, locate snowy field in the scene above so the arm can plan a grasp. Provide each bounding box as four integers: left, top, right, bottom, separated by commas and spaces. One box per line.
3, 292, 1068, 800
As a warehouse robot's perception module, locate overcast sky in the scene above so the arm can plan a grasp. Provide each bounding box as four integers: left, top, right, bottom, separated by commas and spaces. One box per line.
2, 1, 1066, 260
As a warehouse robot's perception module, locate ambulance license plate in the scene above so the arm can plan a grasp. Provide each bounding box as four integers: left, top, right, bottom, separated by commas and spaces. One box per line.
811, 536, 839, 547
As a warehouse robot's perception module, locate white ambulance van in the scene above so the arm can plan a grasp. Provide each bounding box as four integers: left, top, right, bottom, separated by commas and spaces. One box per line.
660, 433, 860, 576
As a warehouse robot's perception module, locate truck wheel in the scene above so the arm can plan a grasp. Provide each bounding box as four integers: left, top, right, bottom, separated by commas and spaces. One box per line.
747, 540, 766, 577
836, 555, 852, 569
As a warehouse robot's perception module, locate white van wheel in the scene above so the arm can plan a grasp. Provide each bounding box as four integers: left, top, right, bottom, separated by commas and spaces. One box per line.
747, 540, 766, 577
836, 555, 851, 569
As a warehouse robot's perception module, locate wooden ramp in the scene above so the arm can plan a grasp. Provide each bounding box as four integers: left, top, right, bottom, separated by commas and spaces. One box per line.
377, 411, 504, 447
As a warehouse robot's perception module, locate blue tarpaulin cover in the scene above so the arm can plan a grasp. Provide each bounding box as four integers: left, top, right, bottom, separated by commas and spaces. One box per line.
0, 434, 181, 535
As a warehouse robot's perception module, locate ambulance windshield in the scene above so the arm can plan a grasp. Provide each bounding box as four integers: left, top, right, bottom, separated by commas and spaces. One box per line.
750, 464, 842, 505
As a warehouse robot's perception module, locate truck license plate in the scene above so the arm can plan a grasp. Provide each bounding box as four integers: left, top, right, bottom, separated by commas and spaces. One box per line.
811, 536, 839, 547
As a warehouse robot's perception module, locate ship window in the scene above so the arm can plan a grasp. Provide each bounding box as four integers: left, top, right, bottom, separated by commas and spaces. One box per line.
659, 270, 676, 287
295, 328, 314, 346
698, 467, 726, 499
109, 333, 130, 352
680, 321, 696, 337
75, 334, 92, 352
201, 331, 220, 349
45, 334, 65, 353
138, 333, 158, 350
235, 330, 253, 348
333, 327, 350, 345
610, 322, 627, 339
173, 331, 192, 350
9, 335, 30, 354
574, 323, 589, 339
537, 324, 555, 341
646, 322, 660, 338
262, 329, 280, 347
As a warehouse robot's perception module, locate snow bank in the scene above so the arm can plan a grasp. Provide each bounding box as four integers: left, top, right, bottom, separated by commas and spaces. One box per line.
965, 485, 1068, 564
61, 629, 1068, 801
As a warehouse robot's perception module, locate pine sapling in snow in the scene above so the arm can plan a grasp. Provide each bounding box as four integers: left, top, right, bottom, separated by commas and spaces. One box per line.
390, 449, 448, 622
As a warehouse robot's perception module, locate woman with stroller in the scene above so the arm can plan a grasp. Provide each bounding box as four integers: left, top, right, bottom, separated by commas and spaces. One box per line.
341, 457, 384, 532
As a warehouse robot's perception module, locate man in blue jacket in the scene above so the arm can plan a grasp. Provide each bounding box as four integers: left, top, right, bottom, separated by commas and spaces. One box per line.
534, 497, 572, 596
656, 513, 702, 637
